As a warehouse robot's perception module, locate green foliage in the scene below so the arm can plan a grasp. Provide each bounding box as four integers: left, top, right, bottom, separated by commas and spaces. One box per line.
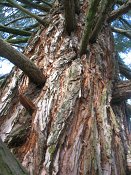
112, 8, 131, 54
0, 0, 52, 43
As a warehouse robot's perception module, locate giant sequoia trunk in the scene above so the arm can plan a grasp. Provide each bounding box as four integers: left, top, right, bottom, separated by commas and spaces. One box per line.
0, 1, 130, 175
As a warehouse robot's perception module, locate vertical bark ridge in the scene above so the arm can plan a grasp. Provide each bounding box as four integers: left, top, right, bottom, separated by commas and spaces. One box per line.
0, 1, 130, 174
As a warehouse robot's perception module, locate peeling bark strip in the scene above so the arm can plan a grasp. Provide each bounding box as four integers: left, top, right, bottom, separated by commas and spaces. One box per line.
19, 94, 36, 115
0, 38, 46, 85
112, 80, 131, 103
0, 1, 131, 175
63, 0, 76, 34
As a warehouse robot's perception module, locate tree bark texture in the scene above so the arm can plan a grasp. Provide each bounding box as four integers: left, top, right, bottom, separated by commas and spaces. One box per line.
0, 1, 130, 175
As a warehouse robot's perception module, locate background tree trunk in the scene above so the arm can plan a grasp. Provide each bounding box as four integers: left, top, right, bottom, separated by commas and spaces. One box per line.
0, 1, 130, 175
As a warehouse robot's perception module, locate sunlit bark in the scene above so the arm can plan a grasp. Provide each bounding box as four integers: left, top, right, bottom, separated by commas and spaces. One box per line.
0, 1, 130, 175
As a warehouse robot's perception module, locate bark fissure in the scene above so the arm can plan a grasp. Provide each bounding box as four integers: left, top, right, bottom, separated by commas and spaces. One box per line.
0, 1, 130, 174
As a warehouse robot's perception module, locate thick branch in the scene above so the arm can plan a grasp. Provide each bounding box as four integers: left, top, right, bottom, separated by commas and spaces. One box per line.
0, 38, 46, 86
111, 27, 131, 39
24, 23, 39, 31
112, 80, 131, 103
0, 138, 29, 175
6, 37, 29, 44
80, 0, 101, 55
63, 0, 76, 35
119, 17, 131, 29
108, 1, 131, 22
16, 0, 50, 12
0, 24, 32, 36
116, 0, 125, 6
0, 74, 9, 80
89, 0, 114, 43
119, 61, 131, 80
5, 16, 32, 26
0, 2, 14, 7
74, 0, 80, 14
127, 104, 131, 115
6, 0, 48, 26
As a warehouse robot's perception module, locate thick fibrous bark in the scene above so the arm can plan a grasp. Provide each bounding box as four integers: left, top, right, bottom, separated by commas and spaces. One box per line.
0, 138, 29, 175
108, 1, 131, 22
0, 1, 130, 175
0, 24, 32, 36
7, 0, 48, 26
119, 61, 131, 80
112, 80, 131, 103
63, 0, 76, 34
0, 38, 46, 86
111, 27, 131, 39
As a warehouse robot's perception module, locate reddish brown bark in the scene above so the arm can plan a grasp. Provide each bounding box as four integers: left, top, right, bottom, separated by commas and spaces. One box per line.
0, 1, 130, 175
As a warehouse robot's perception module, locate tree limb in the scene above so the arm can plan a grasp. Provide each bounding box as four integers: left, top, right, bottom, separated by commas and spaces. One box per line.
0, 138, 29, 175
16, 0, 50, 12
111, 27, 131, 39
63, 0, 76, 35
0, 38, 46, 86
108, 1, 131, 22
0, 2, 14, 7
0, 24, 32, 36
119, 61, 131, 80
6, 37, 29, 44
112, 80, 131, 103
74, 0, 80, 14
89, 0, 114, 43
4, 16, 32, 26
24, 23, 39, 31
127, 103, 131, 115
0, 74, 9, 80
6, 0, 48, 26
79, 0, 101, 55
119, 17, 131, 29
116, 0, 125, 6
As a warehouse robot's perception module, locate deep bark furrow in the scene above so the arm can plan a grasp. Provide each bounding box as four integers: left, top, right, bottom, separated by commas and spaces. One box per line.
0, 1, 130, 174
